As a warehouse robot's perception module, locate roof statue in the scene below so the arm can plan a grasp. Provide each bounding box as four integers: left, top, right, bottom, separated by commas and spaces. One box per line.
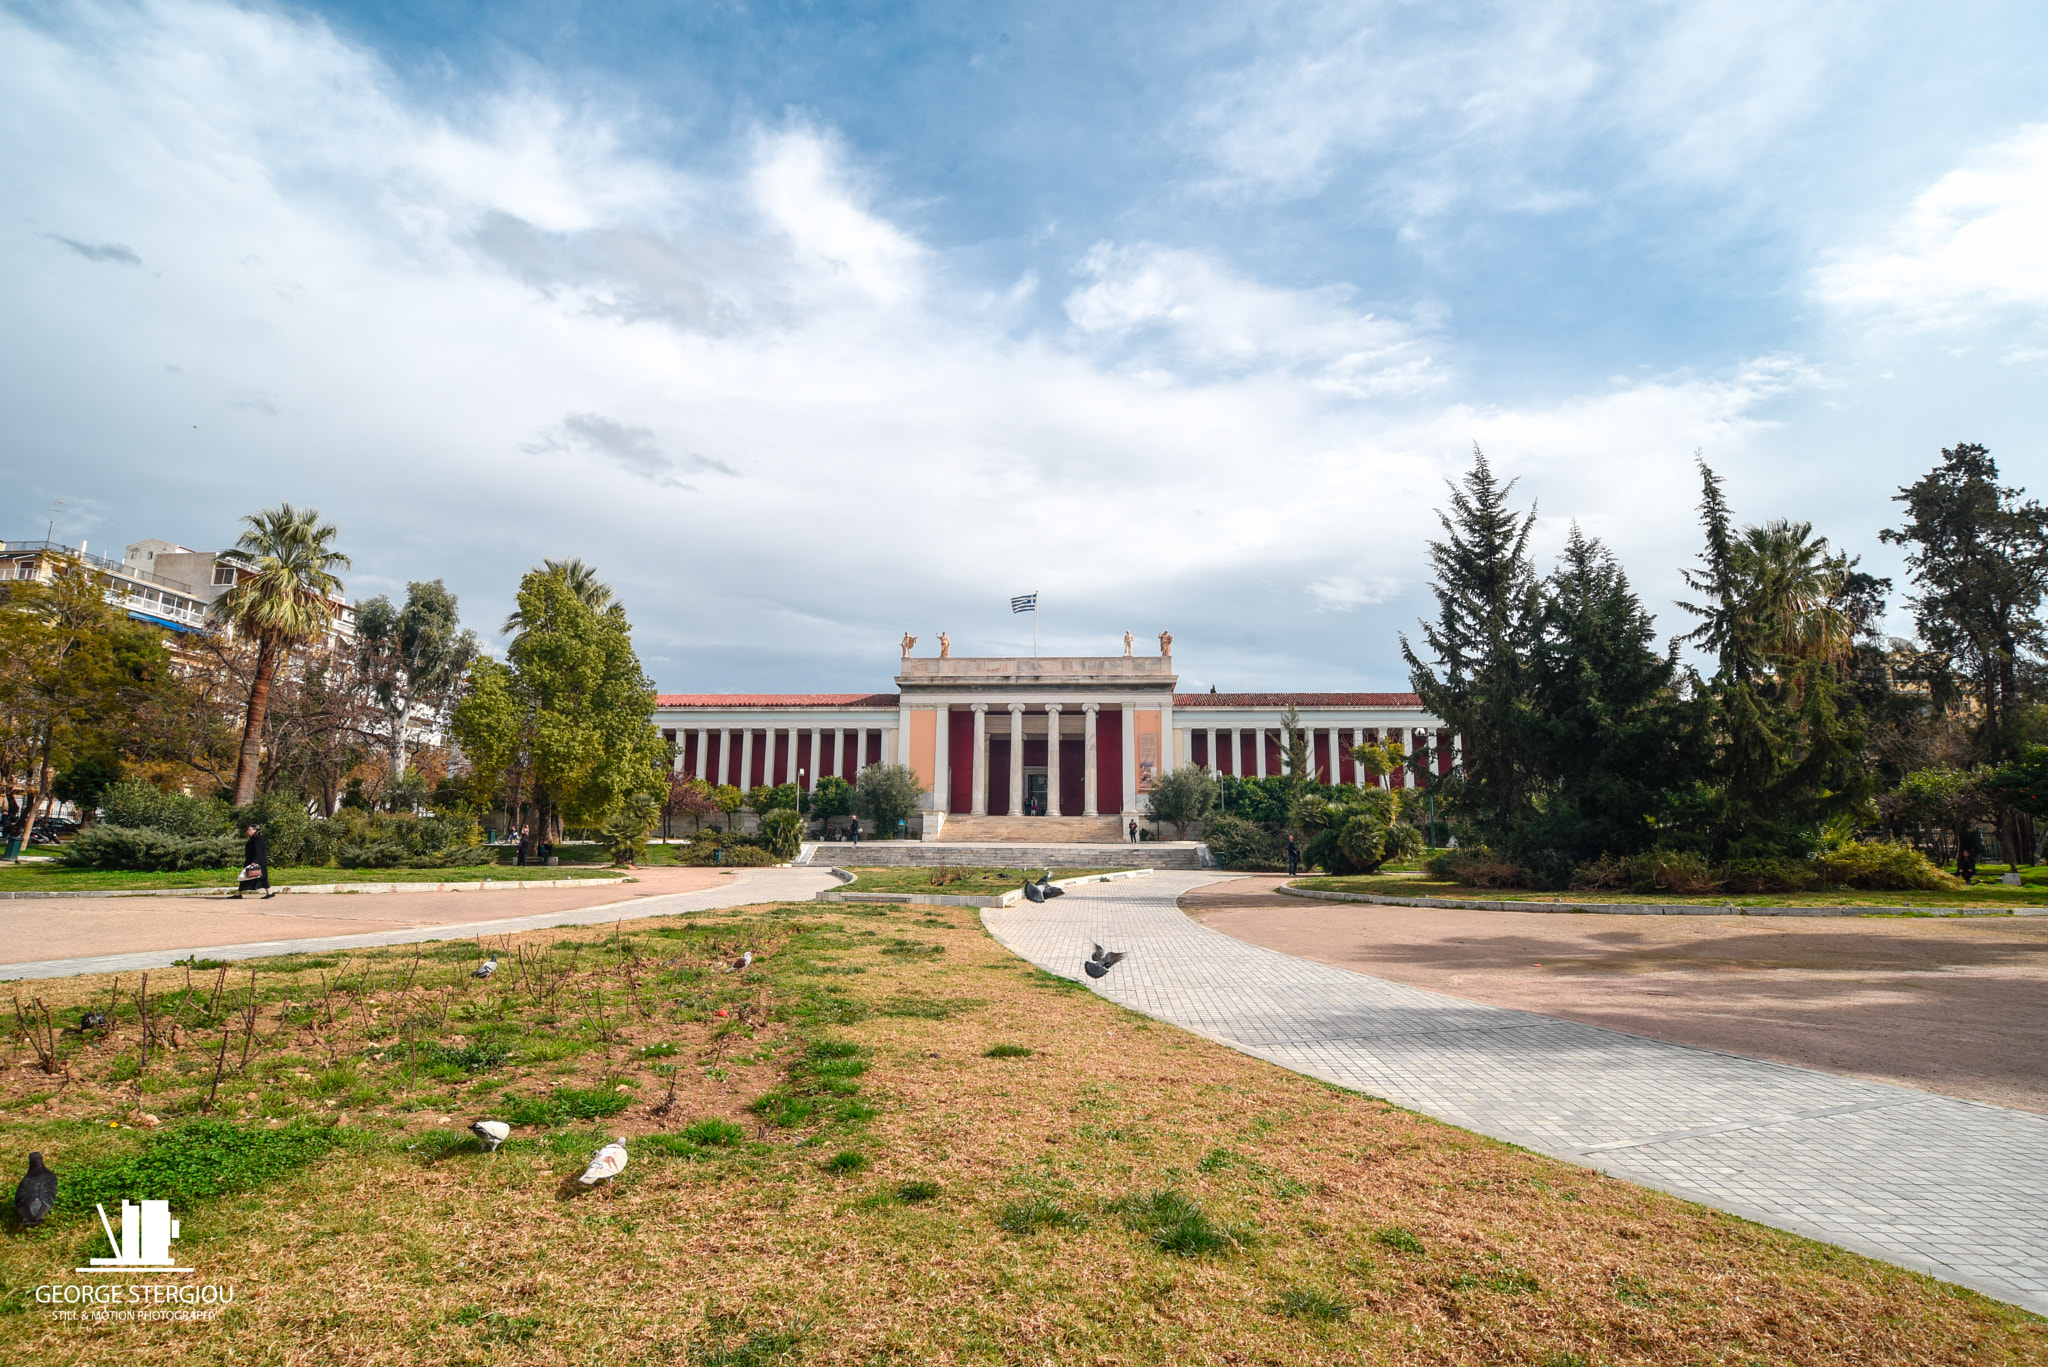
1122, 630, 1133, 657
938, 632, 951, 658
1158, 629, 1173, 657
900, 632, 917, 657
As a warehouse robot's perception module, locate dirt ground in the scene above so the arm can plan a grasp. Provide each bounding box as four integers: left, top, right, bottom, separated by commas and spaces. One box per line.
1186, 876, 2048, 1115
0, 866, 745, 966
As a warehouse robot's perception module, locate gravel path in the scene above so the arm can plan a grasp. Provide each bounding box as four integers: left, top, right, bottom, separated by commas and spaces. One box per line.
984, 871, 2048, 1315
1, 867, 837, 980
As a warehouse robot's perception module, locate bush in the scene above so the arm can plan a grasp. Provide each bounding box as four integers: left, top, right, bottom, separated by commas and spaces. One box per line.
1568, 849, 1717, 895
58, 825, 243, 871
672, 830, 782, 867
757, 809, 804, 860
1203, 814, 1286, 871
327, 806, 487, 868
1425, 846, 1526, 888
1816, 840, 1957, 891
1147, 765, 1219, 838
97, 781, 231, 839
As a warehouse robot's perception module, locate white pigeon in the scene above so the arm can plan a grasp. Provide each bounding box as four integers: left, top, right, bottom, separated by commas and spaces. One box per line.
473, 957, 497, 980
726, 950, 753, 974
578, 1137, 629, 1186
470, 1119, 511, 1152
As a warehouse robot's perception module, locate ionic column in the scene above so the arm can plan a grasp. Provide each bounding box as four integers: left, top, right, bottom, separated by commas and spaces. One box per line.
1326, 727, 1339, 785
1044, 704, 1063, 816
1008, 705, 1026, 816
1349, 728, 1363, 788
1206, 726, 1218, 773
808, 729, 821, 789
1082, 703, 1100, 816
933, 707, 950, 812
971, 705, 989, 816
693, 728, 708, 780
1255, 725, 1268, 778
1452, 731, 1463, 777
740, 729, 755, 791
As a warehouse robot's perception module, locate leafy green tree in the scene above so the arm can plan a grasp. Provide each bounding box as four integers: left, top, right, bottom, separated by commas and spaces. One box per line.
355, 579, 478, 779
663, 773, 721, 836
1678, 463, 1869, 857
451, 564, 666, 842
1880, 444, 2048, 763
854, 763, 924, 837
809, 775, 857, 835
52, 754, 123, 820
1146, 763, 1217, 837
209, 504, 351, 805
1403, 446, 1544, 845
501, 557, 623, 640
747, 783, 802, 819
0, 557, 177, 850
712, 784, 744, 831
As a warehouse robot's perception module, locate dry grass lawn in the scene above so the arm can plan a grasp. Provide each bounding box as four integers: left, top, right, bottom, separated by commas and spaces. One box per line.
1, 897, 2041, 1366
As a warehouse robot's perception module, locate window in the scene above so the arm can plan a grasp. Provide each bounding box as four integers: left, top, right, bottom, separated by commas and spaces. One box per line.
212, 564, 236, 585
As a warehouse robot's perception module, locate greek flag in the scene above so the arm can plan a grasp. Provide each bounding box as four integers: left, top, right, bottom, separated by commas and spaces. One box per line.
1010, 593, 1037, 614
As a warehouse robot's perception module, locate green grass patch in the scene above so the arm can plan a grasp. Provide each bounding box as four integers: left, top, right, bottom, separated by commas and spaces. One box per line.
501, 1086, 631, 1126
1116, 1189, 1249, 1256
983, 1043, 1033, 1058
995, 1196, 1090, 1235
1374, 1225, 1424, 1254
0, 864, 627, 894
824, 1150, 869, 1174
1269, 1287, 1353, 1322
62, 1120, 342, 1214
681, 1118, 746, 1147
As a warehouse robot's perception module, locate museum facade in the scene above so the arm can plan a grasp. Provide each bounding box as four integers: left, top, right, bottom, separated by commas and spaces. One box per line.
654, 645, 1451, 838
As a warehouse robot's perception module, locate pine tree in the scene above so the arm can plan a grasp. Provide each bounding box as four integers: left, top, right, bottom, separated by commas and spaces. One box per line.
1402, 445, 1543, 846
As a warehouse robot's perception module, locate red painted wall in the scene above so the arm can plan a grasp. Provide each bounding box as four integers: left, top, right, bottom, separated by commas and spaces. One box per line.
1094, 708, 1123, 810
1059, 737, 1085, 814
989, 737, 1012, 814
948, 709, 975, 814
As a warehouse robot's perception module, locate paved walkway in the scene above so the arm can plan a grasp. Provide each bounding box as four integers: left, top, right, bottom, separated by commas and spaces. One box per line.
984, 872, 2048, 1316
2, 868, 838, 981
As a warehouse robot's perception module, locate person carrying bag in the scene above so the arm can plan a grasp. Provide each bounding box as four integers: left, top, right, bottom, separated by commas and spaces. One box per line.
235, 823, 272, 899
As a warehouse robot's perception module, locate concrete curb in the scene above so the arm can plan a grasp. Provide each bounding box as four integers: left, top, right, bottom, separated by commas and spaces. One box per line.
0, 876, 633, 901
815, 867, 1155, 909
1277, 883, 2048, 918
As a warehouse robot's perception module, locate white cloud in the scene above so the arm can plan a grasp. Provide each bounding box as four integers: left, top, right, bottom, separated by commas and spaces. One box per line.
1815, 124, 2048, 326
0, 0, 1837, 689
1065, 241, 1440, 396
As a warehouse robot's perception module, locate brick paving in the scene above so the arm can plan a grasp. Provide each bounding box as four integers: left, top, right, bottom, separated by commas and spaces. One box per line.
983, 872, 2048, 1315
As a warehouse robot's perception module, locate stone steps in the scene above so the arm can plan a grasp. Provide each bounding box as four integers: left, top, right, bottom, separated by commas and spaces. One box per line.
935, 815, 1127, 843
804, 841, 1208, 870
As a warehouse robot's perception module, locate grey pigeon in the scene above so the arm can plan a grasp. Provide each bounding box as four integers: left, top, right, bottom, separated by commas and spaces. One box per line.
78, 1011, 107, 1031
1039, 873, 1064, 899
1083, 944, 1126, 979
472, 957, 497, 980
14, 1152, 55, 1226
1022, 878, 1046, 904
470, 1120, 510, 1152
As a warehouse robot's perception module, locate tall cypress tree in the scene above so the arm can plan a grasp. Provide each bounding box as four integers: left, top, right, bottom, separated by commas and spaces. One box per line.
1403, 446, 1543, 846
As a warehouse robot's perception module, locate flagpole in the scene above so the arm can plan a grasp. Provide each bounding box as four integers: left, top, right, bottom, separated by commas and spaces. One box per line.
1033, 590, 1039, 658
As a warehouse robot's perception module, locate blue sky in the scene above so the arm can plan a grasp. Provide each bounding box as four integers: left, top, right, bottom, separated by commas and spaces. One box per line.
5, 0, 2046, 693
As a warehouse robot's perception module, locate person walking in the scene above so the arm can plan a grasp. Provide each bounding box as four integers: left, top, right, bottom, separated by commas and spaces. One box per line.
236, 823, 272, 900
1128, 817, 1138, 843
515, 824, 530, 867
851, 819, 861, 846
1285, 834, 1300, 876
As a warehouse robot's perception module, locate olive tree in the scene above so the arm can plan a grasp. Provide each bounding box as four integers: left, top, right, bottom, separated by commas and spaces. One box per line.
1146, 763, 1218, 838
854, 763, 925, 838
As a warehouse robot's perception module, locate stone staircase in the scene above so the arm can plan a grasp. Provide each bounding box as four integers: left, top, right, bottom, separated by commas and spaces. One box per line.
934, 815, 1127, 843
802, 840, 1210, 870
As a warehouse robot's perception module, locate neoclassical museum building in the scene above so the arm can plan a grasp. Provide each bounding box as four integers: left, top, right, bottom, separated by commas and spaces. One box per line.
654, 638, 1452, 840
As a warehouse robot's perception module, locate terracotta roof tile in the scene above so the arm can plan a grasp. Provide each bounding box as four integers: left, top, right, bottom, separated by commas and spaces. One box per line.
1173, 692, 1423, 707
655, 693, 901, 708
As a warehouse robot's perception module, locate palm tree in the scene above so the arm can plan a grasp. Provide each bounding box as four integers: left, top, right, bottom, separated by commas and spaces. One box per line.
211, 504, 350, 806
500, 557, 623, 638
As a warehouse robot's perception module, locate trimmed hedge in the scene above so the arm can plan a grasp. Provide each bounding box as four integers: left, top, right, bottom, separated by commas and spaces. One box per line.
58, 825, 243, 871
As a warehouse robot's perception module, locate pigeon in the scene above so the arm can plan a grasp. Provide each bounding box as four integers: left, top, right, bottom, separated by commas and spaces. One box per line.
726, 951, 753, 974
470, 1120, 511, 1152
1083, 944, 1126, 980
577, 1137, 629, 1186
472, 957, 497, 980
78, 1011, 108, 1031
14, 1152, 55, 1227
1040, 873, 1065, 899
1022, 878, 1045, 904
